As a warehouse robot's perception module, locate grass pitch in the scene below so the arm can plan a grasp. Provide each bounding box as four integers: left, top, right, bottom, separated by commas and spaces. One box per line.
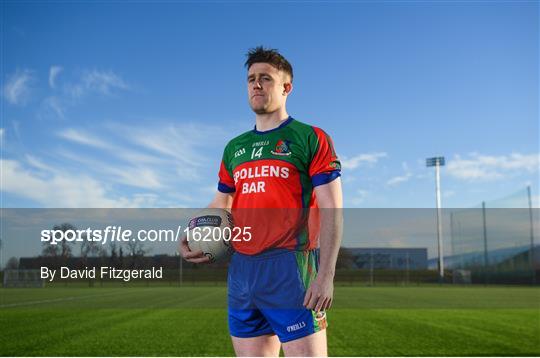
1, 285, 538, 356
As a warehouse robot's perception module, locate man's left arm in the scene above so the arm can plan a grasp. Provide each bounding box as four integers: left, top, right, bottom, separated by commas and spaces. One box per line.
303, 176, 343, 312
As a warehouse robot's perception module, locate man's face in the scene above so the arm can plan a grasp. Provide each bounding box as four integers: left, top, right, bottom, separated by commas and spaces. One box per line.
247, 62, 291, 114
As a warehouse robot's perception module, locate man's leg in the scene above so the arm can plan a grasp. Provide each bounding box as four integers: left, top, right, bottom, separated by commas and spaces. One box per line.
281, 329, 327, 357
231, 334, 281, 357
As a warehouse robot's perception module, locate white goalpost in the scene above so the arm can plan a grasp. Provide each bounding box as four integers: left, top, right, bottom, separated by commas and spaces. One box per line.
3, 269, 45, 288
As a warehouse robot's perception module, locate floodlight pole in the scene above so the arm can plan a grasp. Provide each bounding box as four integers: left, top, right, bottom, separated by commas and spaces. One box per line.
426, 157, 445, 283
527, 186, 536, 284
435, 163, 444, 281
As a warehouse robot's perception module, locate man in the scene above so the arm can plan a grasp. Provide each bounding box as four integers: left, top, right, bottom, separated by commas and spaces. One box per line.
181, 46, 342, 357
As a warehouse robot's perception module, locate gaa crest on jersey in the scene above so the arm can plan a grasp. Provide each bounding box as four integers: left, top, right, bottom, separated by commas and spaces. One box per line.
271, 139, 292, 156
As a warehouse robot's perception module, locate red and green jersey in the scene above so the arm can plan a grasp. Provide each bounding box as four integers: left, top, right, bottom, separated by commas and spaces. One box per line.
218, 116, 341, 255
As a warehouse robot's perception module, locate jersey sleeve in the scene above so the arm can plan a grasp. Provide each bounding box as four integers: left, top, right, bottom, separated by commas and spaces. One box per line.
217, 144, 236, 193
309, 127, 341, 187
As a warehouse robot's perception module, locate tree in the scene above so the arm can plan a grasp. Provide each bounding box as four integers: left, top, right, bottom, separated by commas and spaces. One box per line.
42, 223, 76, 258
126, 240, 150, 257
5, 257, 18, 270
42, 223, 76, 268
79, 230, 100, 270
53, 223, 76, 259
41, 243, 61, 257
109, 241, 118, 267
126, 240, 149, 268
80, 234, 100, 258
119, 246, 124, 268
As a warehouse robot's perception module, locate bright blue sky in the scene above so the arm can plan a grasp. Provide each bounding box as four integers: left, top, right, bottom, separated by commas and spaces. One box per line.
1, 1, 539, 209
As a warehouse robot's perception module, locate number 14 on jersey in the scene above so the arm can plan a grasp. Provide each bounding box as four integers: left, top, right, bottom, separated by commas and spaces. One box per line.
251, 147, 263, 159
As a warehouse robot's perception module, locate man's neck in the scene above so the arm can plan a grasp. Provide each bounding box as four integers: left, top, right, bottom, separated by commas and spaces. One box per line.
255, 109, 290, 132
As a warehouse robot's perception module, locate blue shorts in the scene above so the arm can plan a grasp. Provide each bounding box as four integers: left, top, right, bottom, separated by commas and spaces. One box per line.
227, 248, 327, 343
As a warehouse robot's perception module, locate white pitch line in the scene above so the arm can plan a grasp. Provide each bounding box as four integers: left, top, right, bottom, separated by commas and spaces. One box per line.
0, 289, 135, 308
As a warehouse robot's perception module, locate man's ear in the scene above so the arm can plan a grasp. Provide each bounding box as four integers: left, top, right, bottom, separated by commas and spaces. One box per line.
283, 82, 293, 96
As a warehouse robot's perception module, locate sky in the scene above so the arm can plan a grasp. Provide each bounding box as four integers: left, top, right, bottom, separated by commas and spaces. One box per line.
1, 1, 539, 209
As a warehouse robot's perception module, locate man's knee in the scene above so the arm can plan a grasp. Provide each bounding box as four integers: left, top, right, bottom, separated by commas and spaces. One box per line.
281, 329, 327, 357
231, 334, 281, 357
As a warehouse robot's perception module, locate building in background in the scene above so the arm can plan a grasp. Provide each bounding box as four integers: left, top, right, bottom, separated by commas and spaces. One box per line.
348, 248, 428, 270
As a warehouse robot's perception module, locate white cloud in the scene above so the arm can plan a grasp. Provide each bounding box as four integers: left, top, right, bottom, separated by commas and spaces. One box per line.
39, 68, 131, 120
56, 124, 214, 190
56, 149, 165, 190
3, 69, 33, 105
52, 120, 229, 199
57, 121, 227, 170
341, 175, 357, 184
49, 66, 63, 88
341, 152, 387, 170
387, 173, 412, 186
1, 159, 146, 208
83, 69, 129, 95
388, 238, 407, 248
59, 127, 170, 166
0, 128, 4, 141
67, 69, 130, 98
11, 121, 21, 140
114, 150, 167, 165
58, 128, 112, 150
387, 161, 413, 186
121, 122, 226, 167
201, 185, 218, 195
447, 153, 540, 181
104, 166, 163, 190
25, 155, 54, 172
3, 119, 232, 207
175, 167, 202, 181
443, 190, 455, 198
41, 96, 66, 119
109, 167, 163, 189
349, 189, 369, 206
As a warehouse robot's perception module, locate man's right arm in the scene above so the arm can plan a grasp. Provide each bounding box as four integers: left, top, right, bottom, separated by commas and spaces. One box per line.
207, 191, 234, 209
180, 191, 234, 263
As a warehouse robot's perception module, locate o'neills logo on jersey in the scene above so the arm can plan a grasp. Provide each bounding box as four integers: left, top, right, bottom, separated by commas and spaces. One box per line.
233, 165, 289, 184
271, 139, 292, 156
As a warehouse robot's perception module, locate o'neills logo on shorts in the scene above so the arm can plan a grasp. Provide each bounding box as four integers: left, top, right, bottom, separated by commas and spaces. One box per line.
271, 139, 292, 156
286, 321, 306, 332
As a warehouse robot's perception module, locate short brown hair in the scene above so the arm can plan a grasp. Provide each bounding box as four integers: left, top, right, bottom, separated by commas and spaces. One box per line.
245, 46, 293, 82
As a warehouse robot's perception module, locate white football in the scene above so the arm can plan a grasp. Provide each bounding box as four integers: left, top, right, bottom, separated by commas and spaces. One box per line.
186, 208, 234, 262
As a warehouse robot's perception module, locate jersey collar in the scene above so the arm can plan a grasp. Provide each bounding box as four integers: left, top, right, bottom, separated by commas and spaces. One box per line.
252, 116, 294, 135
